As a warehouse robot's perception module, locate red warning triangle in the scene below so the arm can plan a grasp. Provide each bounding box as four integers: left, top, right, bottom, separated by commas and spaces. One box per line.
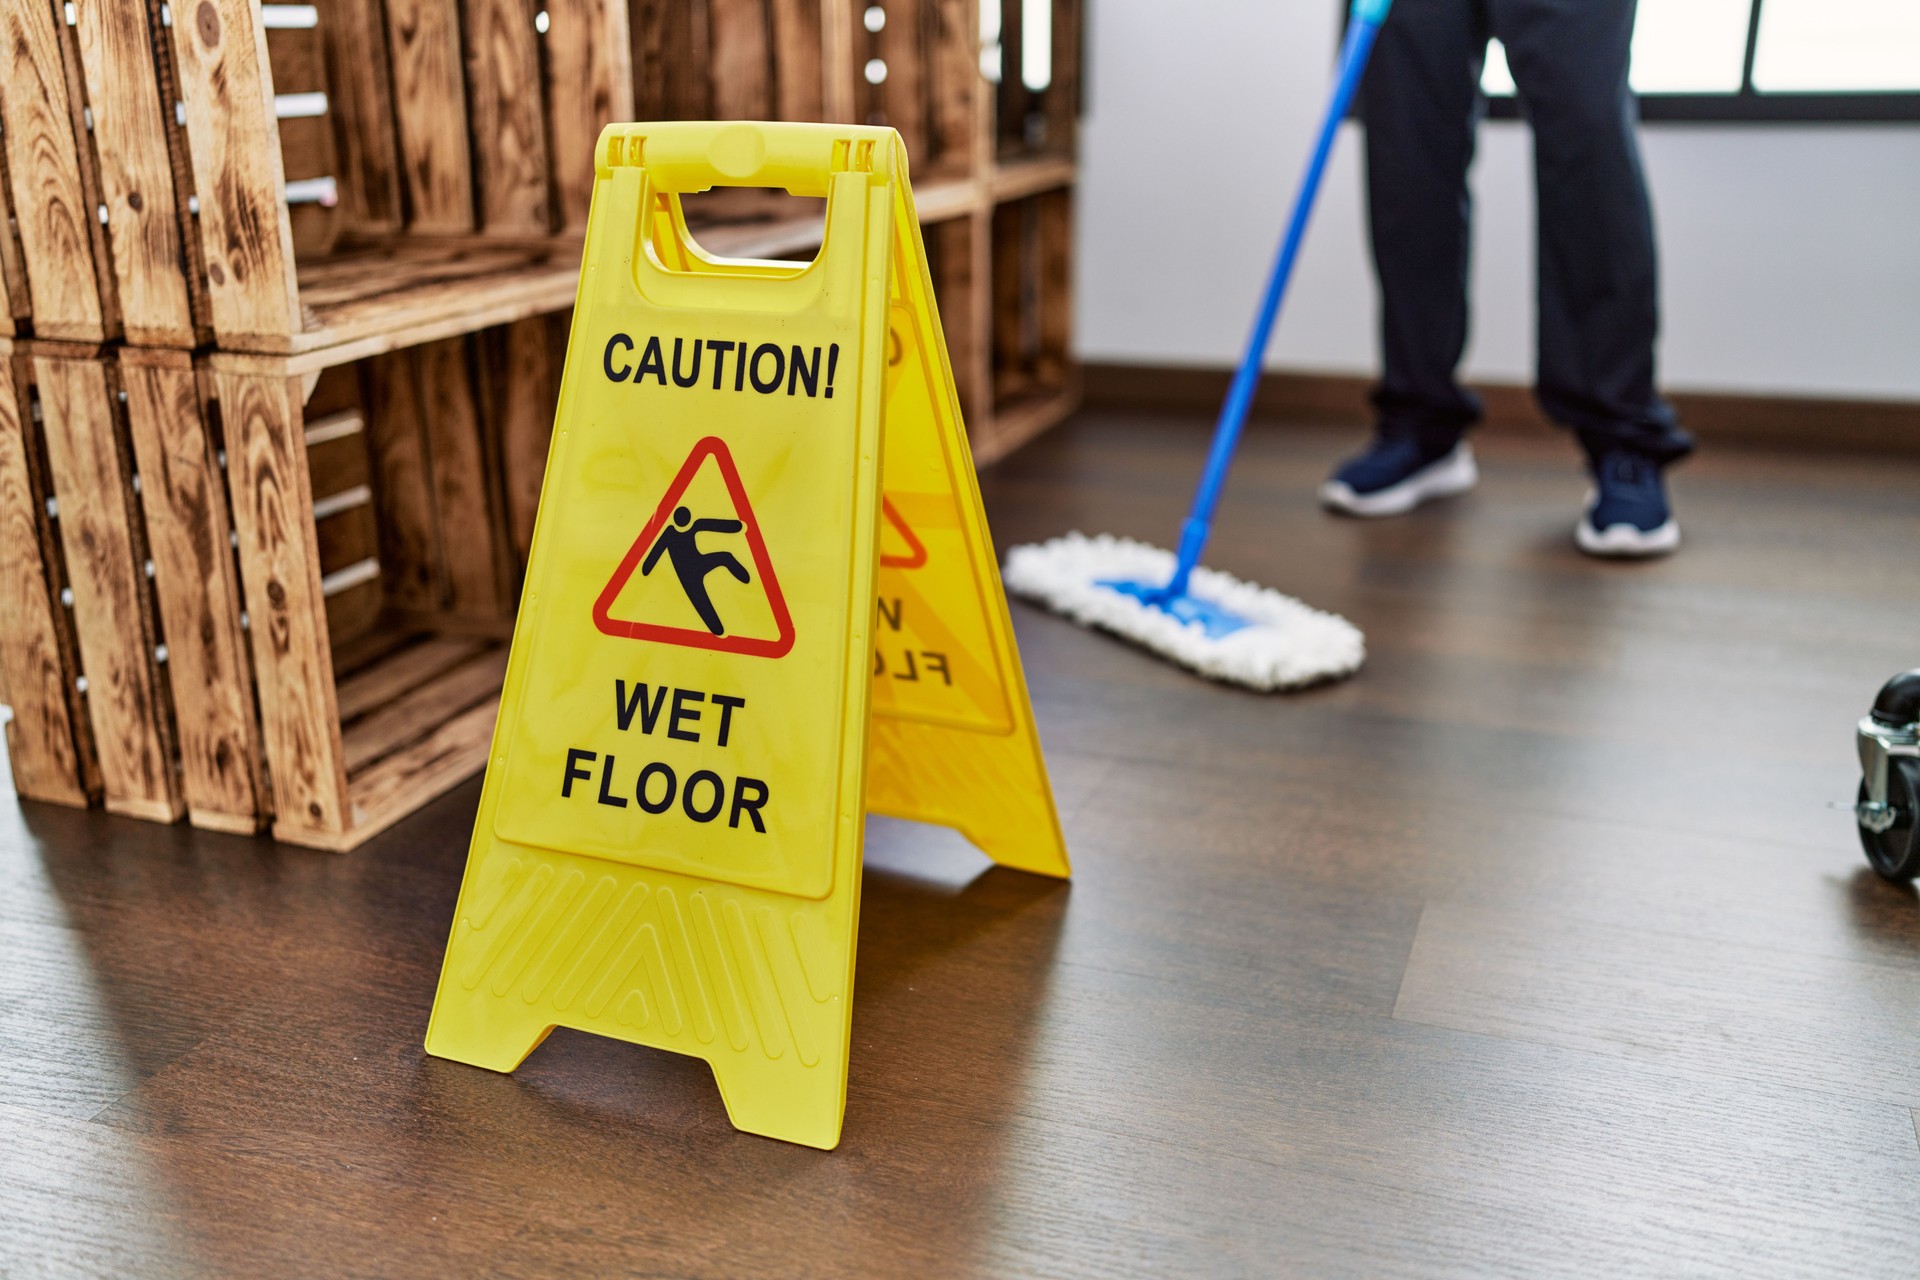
879, 497, 927, 569
592, 436, 795, 658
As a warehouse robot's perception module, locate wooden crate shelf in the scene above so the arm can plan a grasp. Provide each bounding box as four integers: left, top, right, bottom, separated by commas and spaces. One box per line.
0, 338, 229, 826
0, 0, 1081, 849
206, 317, 564, 849
0, 0, 209, 346
305, 633, 511, 851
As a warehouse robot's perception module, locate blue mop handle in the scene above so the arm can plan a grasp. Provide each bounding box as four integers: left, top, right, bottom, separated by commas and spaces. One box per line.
1164, 0, 1391, 597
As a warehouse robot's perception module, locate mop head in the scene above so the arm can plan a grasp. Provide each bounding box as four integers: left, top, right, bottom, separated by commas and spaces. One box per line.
1003, 532, 1365, 691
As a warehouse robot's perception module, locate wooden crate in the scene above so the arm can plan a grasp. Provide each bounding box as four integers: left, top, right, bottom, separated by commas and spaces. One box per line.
203, 316, 566, 849
632, 0, 1082, 462
0, 340, 186, 823
989, 185, 1076, 458
0, 0, 209, 346
0, 341, 98, 807
158, 0, 630, 360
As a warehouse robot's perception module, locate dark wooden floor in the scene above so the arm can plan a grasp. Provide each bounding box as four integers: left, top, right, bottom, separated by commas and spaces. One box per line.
6, 412, 1920, 1278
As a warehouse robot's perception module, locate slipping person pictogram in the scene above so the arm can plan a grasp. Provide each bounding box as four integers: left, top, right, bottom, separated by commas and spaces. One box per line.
592, 435, 795, 658
642, 506, 749, 635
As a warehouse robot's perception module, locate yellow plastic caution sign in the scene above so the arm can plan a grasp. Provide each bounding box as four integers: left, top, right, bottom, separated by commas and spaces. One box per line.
425, 121, 1069, 1150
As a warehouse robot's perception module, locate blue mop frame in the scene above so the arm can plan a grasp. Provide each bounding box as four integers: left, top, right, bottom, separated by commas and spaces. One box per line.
1103, 0, 1393, 637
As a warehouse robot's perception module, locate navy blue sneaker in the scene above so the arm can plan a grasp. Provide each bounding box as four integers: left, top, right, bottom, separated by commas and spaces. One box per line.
1577, 448, 1680, 557
1319, 428, 1477, 517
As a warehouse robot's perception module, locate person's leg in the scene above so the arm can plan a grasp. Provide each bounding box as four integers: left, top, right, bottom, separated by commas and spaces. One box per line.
1493, 0, 1692, 553
1322, 0, 1489, 517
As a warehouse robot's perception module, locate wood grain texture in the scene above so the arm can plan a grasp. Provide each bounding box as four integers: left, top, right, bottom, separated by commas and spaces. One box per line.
0, 0, 107, 340
989, 197, 1028, 405
707, 0, 773, 121
142, 0, 214, 344
119, 352, 265, 832
4, 410, 1920, 1277
869, 0, 928, 164
169, 0, 302, 346
415, 337, 509, 615
542, 0, 631, 231
321, 0, 405, 236
0, 143, 24, 334
768, 0, 823, 121
384, 0, 476, 233
819, 0, 856, 122
71, 0, 196, 346
482, 314, 561, 567
1033, 187, 1070, 389
33, 354, 181, 821
0, 348, 93, 805
265, 22, 342, 258
360, 351, 441, 608
214, 370, 350, 841
340, 645, 506, 773
631, 0, 710, 121
461, 0, 552, 233
925, 0, 977, 176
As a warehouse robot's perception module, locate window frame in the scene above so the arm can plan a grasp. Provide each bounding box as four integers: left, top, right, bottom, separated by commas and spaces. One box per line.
1354, 0, 1920, 125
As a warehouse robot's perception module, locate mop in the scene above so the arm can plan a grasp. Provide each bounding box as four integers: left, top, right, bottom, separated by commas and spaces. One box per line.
1004, 0, 1391, 691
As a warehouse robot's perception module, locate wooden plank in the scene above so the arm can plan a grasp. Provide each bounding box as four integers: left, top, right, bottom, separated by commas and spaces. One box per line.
875, 0, 928, 166
384, 0, 475, 232
266, 23, 342, 258
415, 338, 509, 615
632, 0, 711, 121
926, 212, 985, 434
926, 0, 978, 176
0, 140, 26, 334
340, 647, 507, 773
769, 0, 823, 121
360, 352, 441, 609
120, 352, 266, 832
973, 378, 1075, 466
819, 0, 857, 122
321, 0, 404, 236
329, 623, 425, 681
334, 635, 485, 722
307, 419, 371, 503
543, 0, 632, 232
0, 0, 107, 341
1034, 187, 1071, 388
170, 0, 302, 348
0, 348, 93, 805
215, 370, 351, 842
323, 578, 383, 652
989, 198, 1029, 407
331, 694, 498, 846
482, 315, 560, 566
315, 504, 377, 574
35, 353, 182, 822
71, 0, 197, 346
461, 0, 552, 233
143, 0, 214, 344
707, 0, 772, 121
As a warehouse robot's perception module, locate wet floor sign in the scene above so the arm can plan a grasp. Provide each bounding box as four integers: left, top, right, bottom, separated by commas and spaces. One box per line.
425, 121, 1069, 1149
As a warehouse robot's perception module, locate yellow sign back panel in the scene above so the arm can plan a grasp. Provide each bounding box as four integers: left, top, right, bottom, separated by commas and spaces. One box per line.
428, 122, 1066, 1150
864, 198, 1070, 879
643, 171, 1070, 880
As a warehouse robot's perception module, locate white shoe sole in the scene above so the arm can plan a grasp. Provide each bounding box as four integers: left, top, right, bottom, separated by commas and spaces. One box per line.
1576, 516, 1680, 558
1319, 443, 1478, 518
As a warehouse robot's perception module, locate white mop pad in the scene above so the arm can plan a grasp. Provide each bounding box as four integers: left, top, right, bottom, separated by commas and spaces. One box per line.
1003, 533, 1365, 691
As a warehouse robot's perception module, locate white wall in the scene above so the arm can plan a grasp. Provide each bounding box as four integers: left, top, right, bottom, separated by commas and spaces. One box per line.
1075, 0, 1920, 400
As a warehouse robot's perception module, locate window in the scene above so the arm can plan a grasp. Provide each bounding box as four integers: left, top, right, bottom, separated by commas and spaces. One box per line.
1470, 0, 1920, 122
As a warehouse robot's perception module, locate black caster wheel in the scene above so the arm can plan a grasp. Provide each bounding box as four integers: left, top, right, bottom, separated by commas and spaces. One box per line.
1857, 757, 1920, 882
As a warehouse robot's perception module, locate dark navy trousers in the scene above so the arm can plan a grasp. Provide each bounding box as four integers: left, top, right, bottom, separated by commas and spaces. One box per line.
1360, 0, 1693, 464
